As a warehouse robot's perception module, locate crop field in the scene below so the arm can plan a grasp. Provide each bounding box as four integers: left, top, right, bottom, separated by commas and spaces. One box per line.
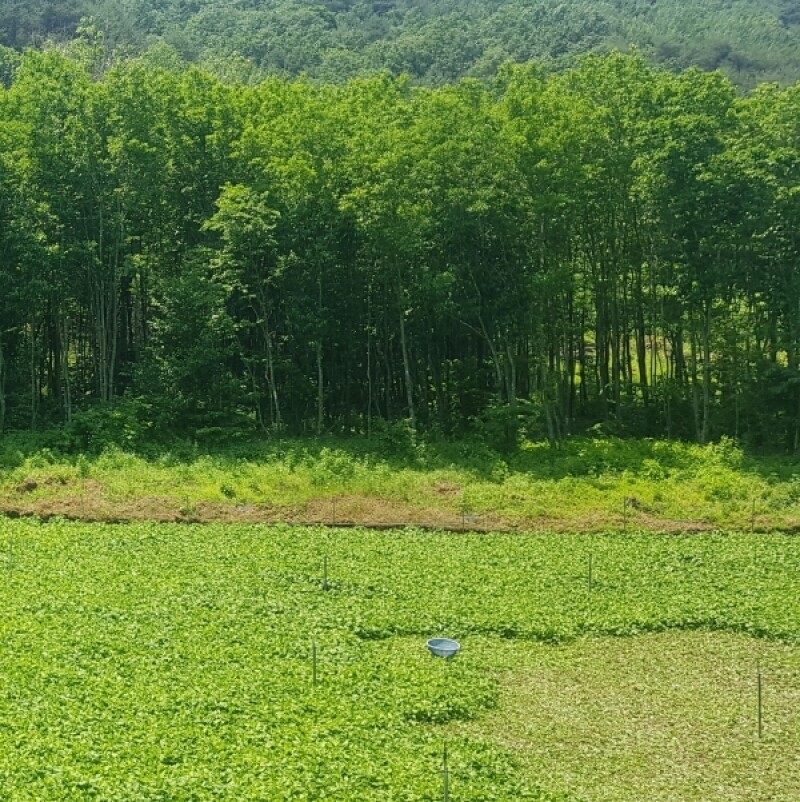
0, 519, 798, 801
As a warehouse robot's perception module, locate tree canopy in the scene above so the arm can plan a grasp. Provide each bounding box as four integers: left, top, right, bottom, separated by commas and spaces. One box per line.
1, 0, 799, 87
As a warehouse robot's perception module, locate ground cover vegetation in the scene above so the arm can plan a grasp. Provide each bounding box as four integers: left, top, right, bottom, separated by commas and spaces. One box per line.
3, 434, 800, 533
1, 0, 799, 87
0, 519, 797, 800
0, 47, 800, 453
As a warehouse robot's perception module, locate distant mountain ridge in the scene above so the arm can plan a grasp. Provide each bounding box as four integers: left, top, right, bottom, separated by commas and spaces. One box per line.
2, 0, 799, 85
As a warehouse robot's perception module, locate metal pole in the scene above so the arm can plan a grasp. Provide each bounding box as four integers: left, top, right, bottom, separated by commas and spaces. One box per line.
757, 660, 762, 739
312, 641, 318, 686
443, 744, 449, 802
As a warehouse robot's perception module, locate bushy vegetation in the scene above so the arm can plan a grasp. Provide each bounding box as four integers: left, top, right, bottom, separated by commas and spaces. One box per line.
2, 433, 800, 532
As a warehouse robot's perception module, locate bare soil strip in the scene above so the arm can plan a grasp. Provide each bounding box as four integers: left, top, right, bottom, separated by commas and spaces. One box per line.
0, 493, 722, 533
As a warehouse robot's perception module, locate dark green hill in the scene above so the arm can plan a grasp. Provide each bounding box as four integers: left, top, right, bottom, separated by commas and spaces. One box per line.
1, 0, 799, 85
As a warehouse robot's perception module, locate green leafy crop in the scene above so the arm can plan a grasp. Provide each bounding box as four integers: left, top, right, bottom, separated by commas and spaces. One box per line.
0, 519, 797, 800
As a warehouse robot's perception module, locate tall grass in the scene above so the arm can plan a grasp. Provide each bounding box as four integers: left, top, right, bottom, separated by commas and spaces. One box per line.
0, 432, 798, 530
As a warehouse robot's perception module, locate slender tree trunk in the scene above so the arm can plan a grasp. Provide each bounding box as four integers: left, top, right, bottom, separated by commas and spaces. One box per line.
0, 329, 6, 433
794, 388, 800, 453
60, 317, 72, 423
316, 339, 324, 436
690, 320, 702, 443
29, 317, 38, 430
635, 274, 648, 405
264, 318, 281, 429
596, 289, 610, 418
316, 269, 324, 436
366, 280, 373, 438
504, 336, 517, 405
701, 301, 712, 445
611, 282, 621, 419
397, 280, 416, 430
578, 311, 588, 404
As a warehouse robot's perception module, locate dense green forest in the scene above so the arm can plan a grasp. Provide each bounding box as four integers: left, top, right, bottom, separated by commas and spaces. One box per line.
1, 0, 800, 86
0, 45, 799, 449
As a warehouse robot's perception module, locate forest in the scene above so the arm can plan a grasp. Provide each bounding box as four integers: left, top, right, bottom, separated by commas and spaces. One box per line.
1, 0, 800, 87
0, 43, 799, 450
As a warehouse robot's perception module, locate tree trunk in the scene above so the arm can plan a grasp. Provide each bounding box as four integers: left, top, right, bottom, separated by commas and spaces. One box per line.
366, 281, 373, 438
397, 281, 416, 431
701, 301, 712, 445
29, 317, 39, 430
0, 329, 6, 433
60, 317, 72, 423
316, 338, 324, 436
264, 317, 281, 429
316, 269, 324, 436
690, 321, 702, 443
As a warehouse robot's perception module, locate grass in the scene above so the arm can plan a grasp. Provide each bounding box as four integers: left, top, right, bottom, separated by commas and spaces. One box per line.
460, 632, 800, 802
1, 434, 800, 531
0, 519, 797, 800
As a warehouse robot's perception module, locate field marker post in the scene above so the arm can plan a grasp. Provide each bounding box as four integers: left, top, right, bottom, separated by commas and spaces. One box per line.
78, 455, 89, 519
757, 660, 763, 738
312, 641, 318, 686
442, 743, 449, 802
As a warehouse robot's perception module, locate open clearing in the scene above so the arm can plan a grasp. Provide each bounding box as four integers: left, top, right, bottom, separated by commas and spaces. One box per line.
0, 519, 797, 800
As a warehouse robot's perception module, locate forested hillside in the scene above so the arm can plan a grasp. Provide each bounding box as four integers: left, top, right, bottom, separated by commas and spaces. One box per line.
0, 49, 798, 449
1, 0, 799, 86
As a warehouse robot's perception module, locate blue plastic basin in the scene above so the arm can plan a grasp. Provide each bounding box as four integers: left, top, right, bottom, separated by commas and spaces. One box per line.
426, 638, 460, 658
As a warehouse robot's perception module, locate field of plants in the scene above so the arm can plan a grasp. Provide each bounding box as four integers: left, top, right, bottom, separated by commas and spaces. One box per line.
0, 518, 797, 800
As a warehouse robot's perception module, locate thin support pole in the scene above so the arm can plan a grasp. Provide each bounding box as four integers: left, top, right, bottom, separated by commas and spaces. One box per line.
312, 641, 318, 686
443, 744, 449, 802
757, 660, 762, 739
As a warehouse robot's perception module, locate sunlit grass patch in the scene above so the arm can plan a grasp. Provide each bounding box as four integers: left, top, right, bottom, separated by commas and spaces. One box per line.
1, 434, 800, 530
460, 632, 800, 802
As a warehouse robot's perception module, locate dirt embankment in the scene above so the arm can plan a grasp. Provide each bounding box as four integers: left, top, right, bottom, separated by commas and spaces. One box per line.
0, 484, 723, 534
